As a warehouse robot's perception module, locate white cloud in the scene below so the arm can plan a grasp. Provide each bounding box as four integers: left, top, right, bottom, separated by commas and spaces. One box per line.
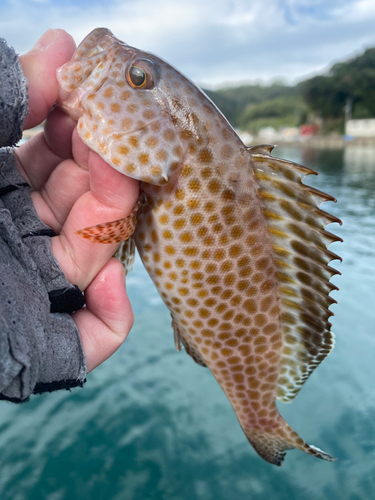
1, 0, 375, 86
331, 0, 375, 20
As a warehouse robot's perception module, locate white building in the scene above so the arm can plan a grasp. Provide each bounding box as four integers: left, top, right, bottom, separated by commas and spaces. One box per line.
235, 130, 254, 146
346, 119, 375, 138
257, 127, 279, 142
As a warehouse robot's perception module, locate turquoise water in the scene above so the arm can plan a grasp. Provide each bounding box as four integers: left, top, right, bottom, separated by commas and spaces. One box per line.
1, 145, 374, 499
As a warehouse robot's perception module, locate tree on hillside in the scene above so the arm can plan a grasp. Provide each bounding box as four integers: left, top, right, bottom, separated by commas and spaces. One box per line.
301, 48, 375, 120
203, 46, 375, 133
203, 83, 299, 128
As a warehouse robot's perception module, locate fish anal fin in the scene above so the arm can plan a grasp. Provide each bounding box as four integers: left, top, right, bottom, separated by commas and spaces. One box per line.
182, 339, 208, 367
75, 194, 145, 244
171, 317, 207, 367
249, 148, 341, 403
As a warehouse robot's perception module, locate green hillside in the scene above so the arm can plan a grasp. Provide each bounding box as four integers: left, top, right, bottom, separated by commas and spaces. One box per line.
203, 47, 375, 134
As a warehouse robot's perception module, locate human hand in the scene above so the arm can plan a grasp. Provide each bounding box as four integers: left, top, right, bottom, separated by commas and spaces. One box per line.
15, 29, 139, 372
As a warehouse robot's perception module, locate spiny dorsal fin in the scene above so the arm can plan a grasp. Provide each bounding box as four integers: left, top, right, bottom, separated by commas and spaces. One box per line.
248, 144, 276, 156
250, 147, 342, 403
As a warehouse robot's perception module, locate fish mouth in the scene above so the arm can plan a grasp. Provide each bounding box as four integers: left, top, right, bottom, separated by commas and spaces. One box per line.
78, 27, 135, 59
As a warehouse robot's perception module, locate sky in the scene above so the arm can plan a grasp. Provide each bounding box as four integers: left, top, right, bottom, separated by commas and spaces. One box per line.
1, 0, 375, 88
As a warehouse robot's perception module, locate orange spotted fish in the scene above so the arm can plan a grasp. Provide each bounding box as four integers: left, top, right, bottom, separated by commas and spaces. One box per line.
57, 28, 342, 465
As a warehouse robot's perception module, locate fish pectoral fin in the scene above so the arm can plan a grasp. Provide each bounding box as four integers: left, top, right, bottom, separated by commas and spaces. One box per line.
75, 193, 145, 244
115, 236, 136, 275
75, 216, 135, 243
249, 146, 341, 403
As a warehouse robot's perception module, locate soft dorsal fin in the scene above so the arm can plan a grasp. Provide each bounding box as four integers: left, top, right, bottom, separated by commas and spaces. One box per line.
249, 146, 342, 403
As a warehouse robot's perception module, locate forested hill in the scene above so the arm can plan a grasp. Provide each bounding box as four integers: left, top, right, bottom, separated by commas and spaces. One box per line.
203, 46, 375, 134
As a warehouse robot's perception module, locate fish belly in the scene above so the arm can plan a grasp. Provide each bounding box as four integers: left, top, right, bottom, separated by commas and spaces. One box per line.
135, 175, 283, 433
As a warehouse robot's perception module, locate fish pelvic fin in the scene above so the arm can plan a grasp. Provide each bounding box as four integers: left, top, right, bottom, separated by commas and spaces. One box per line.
248, 145, 341, 403
115, 235, 136, 275
244, 416, 337, 466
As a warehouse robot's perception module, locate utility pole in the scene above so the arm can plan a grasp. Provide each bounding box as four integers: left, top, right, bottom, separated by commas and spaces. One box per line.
344, 97, 352, 124
343, 97, 353, 136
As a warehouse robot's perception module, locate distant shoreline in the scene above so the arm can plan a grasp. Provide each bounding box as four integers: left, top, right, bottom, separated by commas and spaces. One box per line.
22, 126, 375, 150
247, 135, 375, 149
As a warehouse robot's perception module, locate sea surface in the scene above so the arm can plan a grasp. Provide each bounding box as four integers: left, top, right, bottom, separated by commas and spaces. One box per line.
0, 145, 374, 500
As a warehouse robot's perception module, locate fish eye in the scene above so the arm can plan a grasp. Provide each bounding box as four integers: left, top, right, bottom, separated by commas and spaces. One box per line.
129, 66, 146, 87
126, 59, 157, 90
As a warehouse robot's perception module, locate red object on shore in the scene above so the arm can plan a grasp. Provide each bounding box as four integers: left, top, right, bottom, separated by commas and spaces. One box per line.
300, 124, 319, 137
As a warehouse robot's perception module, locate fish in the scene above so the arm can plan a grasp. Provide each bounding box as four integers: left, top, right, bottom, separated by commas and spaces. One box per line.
56, 28, 342, 466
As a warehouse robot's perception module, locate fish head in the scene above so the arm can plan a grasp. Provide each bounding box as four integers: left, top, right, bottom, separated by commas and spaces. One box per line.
57, 27, 202, 186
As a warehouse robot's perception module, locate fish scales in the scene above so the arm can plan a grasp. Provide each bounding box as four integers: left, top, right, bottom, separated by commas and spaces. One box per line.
57, 28, 341, 466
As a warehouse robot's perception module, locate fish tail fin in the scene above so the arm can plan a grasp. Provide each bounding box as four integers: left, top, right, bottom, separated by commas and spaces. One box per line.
244, 415, 336, 466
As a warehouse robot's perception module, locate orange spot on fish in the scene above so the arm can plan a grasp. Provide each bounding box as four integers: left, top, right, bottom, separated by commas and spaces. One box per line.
111, 103, 121, 113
